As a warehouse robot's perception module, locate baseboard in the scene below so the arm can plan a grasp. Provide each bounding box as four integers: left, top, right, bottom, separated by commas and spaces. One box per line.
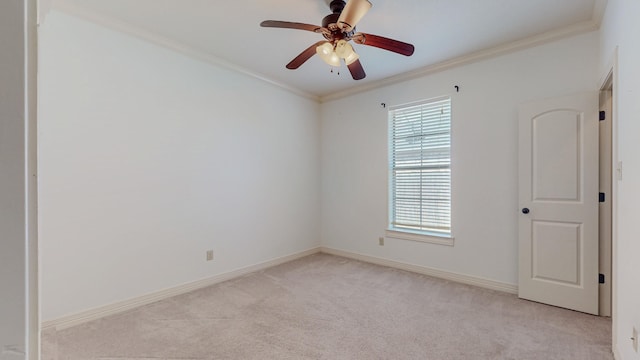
42, 246, 519, 331
41, 247, 321, 331
320, 247, 518, 294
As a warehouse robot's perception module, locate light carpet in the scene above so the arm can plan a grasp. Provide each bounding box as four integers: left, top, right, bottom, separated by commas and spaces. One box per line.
41, 253, 612, 359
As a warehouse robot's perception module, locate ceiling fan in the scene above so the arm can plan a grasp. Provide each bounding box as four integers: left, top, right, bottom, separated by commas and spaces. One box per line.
260, 0, 415, 80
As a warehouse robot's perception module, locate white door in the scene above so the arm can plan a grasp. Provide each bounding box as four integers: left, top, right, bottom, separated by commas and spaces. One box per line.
518, 92, 599, 315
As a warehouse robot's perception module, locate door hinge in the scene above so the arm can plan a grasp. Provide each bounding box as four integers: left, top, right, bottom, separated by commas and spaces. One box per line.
599, 192, 606, 203
599, 273, 605, 284
599, 111, 606, 121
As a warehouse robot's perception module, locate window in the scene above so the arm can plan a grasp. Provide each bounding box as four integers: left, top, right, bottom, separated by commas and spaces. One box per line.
388, 97, 452, 243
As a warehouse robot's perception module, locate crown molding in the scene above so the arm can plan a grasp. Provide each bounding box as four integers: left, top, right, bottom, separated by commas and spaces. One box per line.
49, 0, 606, 105
320, 19, 600, 102
49, 0, 320, 102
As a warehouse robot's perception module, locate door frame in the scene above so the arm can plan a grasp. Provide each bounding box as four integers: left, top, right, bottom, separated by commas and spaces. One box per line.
598, 75, 613, 317
598, 48, 619, 348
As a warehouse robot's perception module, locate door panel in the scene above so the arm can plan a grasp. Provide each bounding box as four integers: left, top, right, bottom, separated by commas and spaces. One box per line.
518, 92, 599, 315
532, 111, 581, 201
532, 221, 581, 285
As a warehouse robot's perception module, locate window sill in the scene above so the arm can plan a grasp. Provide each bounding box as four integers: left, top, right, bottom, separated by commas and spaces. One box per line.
385, 229, 454, 246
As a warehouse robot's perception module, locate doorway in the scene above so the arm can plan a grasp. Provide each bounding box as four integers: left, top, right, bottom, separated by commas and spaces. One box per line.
517, 79, 615, 317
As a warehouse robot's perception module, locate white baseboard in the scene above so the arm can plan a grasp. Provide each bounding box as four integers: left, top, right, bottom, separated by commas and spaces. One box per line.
320, 247, 518, 294
41, 247, 321, 331
42, 246, 519, 331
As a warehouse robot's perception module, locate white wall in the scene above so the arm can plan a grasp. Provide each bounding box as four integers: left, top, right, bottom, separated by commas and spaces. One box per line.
321, 32, 599, 286
598, 0, 640, 359
39, 11, 321, 322
0, 0, 38, 359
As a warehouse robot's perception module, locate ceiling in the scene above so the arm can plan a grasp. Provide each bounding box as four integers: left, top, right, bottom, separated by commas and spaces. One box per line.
48, 0, 605, 100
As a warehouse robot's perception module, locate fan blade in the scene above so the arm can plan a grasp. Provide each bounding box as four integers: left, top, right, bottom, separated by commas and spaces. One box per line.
286, 41, 328, 69
347, 58, 366, 80
337, 0, 372, 32
353, 33, 415, 56
260, 20, 324, 33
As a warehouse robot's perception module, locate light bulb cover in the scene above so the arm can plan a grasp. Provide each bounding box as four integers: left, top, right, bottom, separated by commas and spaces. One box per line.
334, 40, 350, 58
335, 40, 359, 65
316, 42, 340, 67
344, 51, 360, 65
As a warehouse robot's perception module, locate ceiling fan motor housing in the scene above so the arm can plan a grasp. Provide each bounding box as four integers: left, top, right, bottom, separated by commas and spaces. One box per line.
322, 13, 340, 30
323, 0, 355, 42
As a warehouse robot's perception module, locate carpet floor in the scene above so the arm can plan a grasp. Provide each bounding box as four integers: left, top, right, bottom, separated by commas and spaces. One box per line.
41, 253, 613, 360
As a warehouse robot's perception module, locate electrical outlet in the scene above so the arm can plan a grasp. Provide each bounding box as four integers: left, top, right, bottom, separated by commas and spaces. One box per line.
378, 237, 384, 246
206, 250, 214, 261
632, 327, 638, 353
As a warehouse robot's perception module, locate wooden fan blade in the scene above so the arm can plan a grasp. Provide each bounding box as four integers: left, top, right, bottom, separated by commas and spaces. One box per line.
353, 33, 415, 56
337, 0, 372, 32
347, 58, 366, 80
260, 20, 324, 33
286, 41, 328, 69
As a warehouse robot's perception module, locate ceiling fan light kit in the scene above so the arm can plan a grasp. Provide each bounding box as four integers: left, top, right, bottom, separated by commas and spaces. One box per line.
316, 39, 359, 67
260, 0, 414, 80
316, 42, 341, 67
335, 40, 360, 65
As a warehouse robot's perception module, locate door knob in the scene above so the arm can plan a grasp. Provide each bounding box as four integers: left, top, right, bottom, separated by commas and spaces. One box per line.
522, 208, 530, 214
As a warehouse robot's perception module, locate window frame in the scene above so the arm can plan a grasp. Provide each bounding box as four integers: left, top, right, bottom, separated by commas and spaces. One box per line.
386, 96, 454, 246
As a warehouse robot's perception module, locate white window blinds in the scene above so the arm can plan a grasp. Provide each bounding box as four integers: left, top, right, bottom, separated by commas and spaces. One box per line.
389, 97, 451, 236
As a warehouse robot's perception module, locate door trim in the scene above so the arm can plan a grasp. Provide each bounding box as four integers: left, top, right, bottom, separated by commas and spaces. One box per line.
598, 76, 613, 317
598, 47, 619, 350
